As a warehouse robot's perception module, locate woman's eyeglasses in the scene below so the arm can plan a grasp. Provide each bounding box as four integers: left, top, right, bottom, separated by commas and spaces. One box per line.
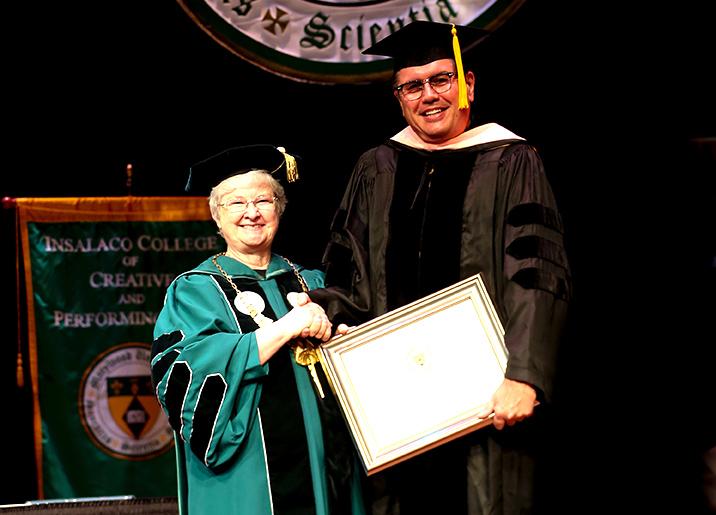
219, 196, 277, 215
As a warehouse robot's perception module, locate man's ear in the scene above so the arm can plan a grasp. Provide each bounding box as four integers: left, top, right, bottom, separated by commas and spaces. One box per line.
466, 71, 476, 103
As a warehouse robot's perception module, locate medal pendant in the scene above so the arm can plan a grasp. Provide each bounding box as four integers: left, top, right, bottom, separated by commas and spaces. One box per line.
294, 346, 325, 399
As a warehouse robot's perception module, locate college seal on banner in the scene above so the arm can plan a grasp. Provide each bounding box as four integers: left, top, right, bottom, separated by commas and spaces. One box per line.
79, 343, 174, 460
177, 0, 525, 83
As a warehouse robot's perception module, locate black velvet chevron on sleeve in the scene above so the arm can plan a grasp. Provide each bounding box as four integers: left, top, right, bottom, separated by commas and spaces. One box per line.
505, 235, 568, 269
151, 331, 183, 389
511, 268, 570, 301
190, 374, 227, 464
165, 361, 191, 436
506, 202, 563, 233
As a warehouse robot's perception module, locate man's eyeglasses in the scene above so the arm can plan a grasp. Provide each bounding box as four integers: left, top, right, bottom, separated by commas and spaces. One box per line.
394, 72, 456, 101
219, 196, 277, 215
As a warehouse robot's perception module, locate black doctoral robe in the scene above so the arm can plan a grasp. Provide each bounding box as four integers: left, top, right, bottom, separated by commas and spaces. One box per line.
310, 123, 571, 515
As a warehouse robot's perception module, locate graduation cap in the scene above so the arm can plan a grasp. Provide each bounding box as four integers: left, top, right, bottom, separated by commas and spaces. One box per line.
363, 21, 490, 109
185, 144, 299, 194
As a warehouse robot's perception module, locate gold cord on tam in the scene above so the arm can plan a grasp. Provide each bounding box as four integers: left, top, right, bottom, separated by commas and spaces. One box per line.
451, 24, 469, 110
277, 146, 299, 182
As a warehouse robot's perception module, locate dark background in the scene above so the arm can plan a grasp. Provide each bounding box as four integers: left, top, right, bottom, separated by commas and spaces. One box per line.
2, 0, 714, 512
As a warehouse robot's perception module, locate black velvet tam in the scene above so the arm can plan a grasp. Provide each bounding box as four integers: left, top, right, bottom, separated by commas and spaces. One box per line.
185, 144, 299, 194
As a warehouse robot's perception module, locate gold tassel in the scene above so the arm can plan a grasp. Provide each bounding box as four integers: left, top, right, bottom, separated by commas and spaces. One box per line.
451, 24, 469, 110
277, 146, 299, 182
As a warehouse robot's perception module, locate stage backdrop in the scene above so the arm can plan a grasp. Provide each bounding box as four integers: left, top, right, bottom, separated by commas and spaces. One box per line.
16, 197, 220, 499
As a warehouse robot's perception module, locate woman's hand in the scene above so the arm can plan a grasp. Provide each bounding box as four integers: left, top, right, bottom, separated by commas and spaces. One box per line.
285, 292, 332, 342
255, 292, 332, 364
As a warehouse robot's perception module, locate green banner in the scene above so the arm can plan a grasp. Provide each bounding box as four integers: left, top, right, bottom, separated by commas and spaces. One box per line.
17, 197, 219, 499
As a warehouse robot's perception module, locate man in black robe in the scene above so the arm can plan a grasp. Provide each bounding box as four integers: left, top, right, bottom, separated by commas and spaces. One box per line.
310, 21, 571, 515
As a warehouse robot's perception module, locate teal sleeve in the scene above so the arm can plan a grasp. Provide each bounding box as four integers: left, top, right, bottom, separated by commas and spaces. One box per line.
152, 273, 267, 469
299, 268, 326, 290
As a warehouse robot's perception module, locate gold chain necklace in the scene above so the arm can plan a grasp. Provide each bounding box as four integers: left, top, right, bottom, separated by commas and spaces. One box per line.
211, 252, 325, 398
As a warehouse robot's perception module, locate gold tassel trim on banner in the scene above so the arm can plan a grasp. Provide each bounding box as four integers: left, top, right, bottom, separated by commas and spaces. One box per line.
12, 199, 24, 388
277, 146, 299, 183
451, 24, 469, 110
17, 352, 24, 388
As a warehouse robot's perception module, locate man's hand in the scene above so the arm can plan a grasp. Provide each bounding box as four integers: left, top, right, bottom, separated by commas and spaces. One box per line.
334, 323, 354, 336
476, 378, 537, 430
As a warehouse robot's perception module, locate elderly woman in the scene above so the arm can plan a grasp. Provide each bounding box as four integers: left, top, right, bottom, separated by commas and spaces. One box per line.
151, 145, 365, 515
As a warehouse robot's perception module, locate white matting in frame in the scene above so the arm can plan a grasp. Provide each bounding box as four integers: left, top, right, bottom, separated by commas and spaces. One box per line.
319, 273, 508, 475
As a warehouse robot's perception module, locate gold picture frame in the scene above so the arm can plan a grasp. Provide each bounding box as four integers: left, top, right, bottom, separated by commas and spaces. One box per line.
319, 273, 508, 475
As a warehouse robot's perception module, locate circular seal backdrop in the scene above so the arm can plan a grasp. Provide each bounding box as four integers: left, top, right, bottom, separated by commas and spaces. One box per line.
177, 0, 526, 83
79, 342, 174, 460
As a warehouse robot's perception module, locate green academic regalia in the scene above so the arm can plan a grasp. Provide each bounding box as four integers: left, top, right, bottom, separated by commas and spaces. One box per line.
151, 254, 365, 515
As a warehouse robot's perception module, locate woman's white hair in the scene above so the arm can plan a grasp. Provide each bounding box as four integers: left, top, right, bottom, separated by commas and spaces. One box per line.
208, 170, 287, 226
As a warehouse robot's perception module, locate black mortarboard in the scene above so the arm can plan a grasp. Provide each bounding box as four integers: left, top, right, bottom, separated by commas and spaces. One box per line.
185, 144, 299, 194
363, 21, 490, 109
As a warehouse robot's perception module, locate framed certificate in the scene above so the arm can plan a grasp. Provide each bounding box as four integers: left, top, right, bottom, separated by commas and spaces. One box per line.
318, 273, 508, 475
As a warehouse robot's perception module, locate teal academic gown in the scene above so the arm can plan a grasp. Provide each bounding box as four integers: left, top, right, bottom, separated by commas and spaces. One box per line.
151, 254, 364, 515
